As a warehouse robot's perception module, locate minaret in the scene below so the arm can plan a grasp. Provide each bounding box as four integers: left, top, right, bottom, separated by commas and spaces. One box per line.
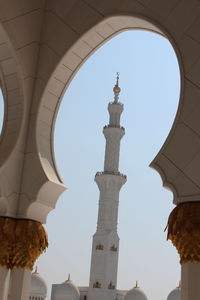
88, 74, 127, 300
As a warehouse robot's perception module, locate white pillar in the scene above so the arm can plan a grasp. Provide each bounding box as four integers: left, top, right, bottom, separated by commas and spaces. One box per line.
181, 263, 200, 300
0, 267, 9, 300
9, 269, 31, 300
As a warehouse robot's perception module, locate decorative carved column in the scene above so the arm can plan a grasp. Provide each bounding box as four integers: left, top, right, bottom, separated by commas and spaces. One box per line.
0, 217, 48, 300
167, 202, 200, 300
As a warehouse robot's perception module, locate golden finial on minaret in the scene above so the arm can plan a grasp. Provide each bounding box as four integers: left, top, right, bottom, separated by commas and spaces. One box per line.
113, 72, 121, 102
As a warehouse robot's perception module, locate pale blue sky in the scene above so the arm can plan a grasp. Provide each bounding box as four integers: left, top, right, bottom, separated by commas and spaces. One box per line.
0, 30, 180, 300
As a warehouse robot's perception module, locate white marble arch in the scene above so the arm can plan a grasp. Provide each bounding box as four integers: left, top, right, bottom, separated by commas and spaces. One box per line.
36, 13, 183, 222
0, 0, 199, 224
1, 0, 199, 225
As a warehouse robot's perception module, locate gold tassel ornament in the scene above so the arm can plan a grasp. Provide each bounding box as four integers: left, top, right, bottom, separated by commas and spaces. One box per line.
167, 202, 200, 264
0, 217, 48, 270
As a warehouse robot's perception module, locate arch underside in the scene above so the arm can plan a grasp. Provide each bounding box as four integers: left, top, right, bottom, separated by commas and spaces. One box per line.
0, 0, 200, 221
39, 12, 200, 207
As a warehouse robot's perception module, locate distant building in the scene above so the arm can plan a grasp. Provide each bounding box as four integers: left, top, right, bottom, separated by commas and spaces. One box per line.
167, 284, 181, 300
30, 267, 47, 300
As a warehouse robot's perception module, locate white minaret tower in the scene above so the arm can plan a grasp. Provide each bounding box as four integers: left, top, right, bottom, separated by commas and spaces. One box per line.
88, 74, 127, 300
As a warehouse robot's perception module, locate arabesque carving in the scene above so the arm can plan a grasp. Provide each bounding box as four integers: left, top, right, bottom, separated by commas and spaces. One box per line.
167, 202, 200, 264
0, 217, 48, 270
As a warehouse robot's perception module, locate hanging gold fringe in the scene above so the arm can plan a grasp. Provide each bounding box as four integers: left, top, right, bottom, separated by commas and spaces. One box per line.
0, 217, 48, 270
167, 202, 200, 264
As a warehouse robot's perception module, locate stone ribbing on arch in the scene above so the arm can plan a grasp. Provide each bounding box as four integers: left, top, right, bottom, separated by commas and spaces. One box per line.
0, 20, 25, 218
0, 0, 66, 223
0, 28, 22, 163
150, 1, 200, 204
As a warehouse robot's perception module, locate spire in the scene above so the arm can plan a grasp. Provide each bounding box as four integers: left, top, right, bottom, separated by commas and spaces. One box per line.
135, 281, 139, 288
33, 266, 38, 274
113, 72, 121, 102
67, 274, 71, 282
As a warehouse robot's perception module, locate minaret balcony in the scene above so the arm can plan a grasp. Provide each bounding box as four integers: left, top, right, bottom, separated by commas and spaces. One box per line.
95, 171, 127, 180
104, 125, 124, 129
95, 171, 127, 189
109, 101, 123, 107
103, 125, 125, 138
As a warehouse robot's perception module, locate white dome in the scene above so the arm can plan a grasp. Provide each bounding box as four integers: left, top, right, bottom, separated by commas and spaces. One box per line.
167, 287, 181, 300
30, 269, 47, 298
125, 284, 148, 300
54, 278, 80, 300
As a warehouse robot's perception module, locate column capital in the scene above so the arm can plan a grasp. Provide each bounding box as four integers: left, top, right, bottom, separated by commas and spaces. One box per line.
0, 217, 48, 270
167, 202, 200, 264
95, 172, 127, 189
